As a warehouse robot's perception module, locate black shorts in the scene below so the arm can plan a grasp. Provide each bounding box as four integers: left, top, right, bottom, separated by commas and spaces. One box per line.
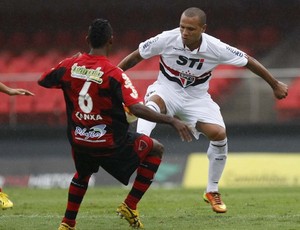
72, 132, 153, 185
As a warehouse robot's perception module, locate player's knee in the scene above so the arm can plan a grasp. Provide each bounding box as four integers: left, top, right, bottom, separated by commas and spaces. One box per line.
147, 95, 166, 114
149, 139, 164, 158
210, 127, 227, 141
196, 122, 226, 141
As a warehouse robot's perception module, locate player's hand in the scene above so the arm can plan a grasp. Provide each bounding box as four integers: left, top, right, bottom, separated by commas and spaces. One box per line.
8, 88, 35, 96
273, 81, 288, 100
170, 117, 193, 142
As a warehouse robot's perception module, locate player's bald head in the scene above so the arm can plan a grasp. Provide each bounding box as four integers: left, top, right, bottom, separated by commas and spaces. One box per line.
182, 7, 206, 26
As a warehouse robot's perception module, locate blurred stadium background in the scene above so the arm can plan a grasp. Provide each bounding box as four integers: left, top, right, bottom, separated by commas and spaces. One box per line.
0, 0, 300, 188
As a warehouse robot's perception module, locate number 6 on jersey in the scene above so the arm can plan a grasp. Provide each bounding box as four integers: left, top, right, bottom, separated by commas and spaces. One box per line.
78, 81, 93, 113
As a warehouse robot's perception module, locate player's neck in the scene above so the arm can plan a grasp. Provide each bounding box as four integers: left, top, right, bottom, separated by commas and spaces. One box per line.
185, 37, 202, 51
89, 48, 108, 57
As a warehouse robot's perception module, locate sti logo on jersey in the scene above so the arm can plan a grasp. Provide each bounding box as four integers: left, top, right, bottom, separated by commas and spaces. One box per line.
176, 56, 204, 70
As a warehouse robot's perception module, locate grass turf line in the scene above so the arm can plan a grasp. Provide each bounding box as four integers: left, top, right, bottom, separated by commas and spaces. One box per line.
0, 187, 299, 230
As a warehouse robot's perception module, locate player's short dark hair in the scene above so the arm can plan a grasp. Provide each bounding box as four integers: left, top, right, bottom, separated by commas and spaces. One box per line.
87, 19, 113, 48
183, 7, 206, 25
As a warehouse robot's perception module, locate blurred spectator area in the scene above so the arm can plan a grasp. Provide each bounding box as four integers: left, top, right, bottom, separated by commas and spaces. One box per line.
1, 0, 298, 73
0, 0, 299, 124
0, 64, 241, 125
276, 76, 300, 122
1, 67, 299, 126
0, 26, 299, 124
0, 24, 283, 68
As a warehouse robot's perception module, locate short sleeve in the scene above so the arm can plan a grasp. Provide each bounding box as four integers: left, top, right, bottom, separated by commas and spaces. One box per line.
111, 68, 142, 107
218, 42, 248, 67
138, 33, 165, 59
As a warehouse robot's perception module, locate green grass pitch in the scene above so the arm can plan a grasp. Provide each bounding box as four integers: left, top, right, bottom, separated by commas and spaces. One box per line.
1, 187, 300, 230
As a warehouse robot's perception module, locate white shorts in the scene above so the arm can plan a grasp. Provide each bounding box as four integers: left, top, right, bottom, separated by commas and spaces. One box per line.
144, 81, 225, 139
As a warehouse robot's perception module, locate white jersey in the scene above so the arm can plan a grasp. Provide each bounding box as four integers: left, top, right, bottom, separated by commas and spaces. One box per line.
138, 28, 248, 98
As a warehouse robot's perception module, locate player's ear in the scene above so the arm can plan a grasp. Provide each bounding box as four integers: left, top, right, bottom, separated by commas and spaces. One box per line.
201, 24, 207, 33
86, 35, 90, 45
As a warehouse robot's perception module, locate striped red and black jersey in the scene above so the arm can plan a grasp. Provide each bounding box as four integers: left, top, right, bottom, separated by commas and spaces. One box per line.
38, 53, 142, 151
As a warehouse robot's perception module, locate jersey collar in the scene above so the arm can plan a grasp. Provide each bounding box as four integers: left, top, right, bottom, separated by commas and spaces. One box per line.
179, 33, 208, 54
198, 33, 208, 53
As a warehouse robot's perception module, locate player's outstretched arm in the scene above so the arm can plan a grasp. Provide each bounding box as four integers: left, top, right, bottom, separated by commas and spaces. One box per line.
245, 56, 288, 100
128, 103, 193, 142
118, 49, 144, 71
0, 82, 34, 96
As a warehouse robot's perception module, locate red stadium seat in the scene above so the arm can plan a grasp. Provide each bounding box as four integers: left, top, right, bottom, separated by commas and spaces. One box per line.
258, 26, 280, 49
209, 65, 242, 101
122, 30, 143, 49
33, 86, 66, 124
236, 27, 256, 47
0, 94, 10, 113
0, 32, 7, 50
211, 28, 236, 44
130, 78, 156, 99
109, 49, 131, 66
8, 82, 36, 114
54, 30, 73, 48
22, 50, 38, 61
31, 49, 64, 72
32, 31, 51, 47
73, 31, 87, 49
0, 50, 14, 59
34, 87, 64, 113
7, 32, 29, 50
276, 77, 300, 121
6, 56, 31, 73
0, 58, 7, 73
13, 97, 34, 113
32, 55, 55, 73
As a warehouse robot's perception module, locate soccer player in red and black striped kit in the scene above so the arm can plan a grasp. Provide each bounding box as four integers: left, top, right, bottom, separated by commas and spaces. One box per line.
38, 19, 192, 230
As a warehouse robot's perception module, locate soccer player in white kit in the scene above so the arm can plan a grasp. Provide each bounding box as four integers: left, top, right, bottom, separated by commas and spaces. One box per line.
118, 7, 288, 213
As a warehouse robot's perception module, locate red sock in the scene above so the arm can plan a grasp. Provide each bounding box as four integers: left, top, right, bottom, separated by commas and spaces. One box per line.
125, 156, 161, 210
62, 172, 90, 227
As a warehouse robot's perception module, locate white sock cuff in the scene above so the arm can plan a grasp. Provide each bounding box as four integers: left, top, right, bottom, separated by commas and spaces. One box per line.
211, 138, 227, 147
146, 101, 161, 113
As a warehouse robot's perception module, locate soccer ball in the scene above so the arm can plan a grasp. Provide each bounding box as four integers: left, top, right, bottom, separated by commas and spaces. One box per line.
123, 105, 137, 123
